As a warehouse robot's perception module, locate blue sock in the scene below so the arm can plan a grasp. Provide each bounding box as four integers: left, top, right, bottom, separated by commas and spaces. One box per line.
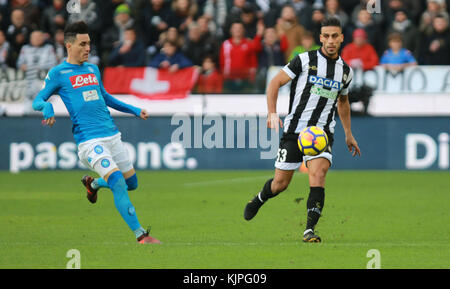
125, 174, 138, 191
92, 178, 109, 190
107, 171, 142, 234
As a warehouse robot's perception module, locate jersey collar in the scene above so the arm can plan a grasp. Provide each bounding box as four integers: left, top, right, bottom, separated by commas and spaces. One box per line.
318, 47, 340, 62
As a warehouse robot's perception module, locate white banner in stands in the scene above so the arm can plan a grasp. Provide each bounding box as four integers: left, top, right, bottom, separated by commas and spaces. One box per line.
266, 65, 450, 94
1, 93, 449, 117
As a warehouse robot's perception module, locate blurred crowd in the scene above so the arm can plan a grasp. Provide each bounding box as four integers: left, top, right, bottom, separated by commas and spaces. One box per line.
1, 0, 450, 94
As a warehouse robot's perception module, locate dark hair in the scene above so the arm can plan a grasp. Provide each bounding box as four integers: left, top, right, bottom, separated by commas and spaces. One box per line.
321, 17, 342, 29
242, 3, 256, 14
202, 54, 216, 62
388, 32, 403, 42
125, 25, 137, 33
64, 21, 89, 44
435, 13, 449, 21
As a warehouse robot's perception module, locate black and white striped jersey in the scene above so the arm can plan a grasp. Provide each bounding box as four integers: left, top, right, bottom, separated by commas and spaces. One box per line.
281, 48, 353, 135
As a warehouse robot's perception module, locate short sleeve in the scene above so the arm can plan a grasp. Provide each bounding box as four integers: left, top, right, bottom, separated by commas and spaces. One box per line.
282, 54, 302, 79
405, 50, 416, 63
340, 67, 353, 96
36, 68, 60, 101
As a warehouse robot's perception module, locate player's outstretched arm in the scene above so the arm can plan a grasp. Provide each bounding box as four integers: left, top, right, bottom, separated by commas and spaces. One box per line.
102, 91, 142, 117
33, 70, 60, 127
93, 64, 143, 117
337, 94, 361, 157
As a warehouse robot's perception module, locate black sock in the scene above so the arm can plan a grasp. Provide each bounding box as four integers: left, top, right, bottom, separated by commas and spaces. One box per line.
259, 178, 278, 202
306, 187, 325, 231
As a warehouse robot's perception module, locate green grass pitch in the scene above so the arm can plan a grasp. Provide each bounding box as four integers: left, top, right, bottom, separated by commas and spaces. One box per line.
0, 170, 449, 269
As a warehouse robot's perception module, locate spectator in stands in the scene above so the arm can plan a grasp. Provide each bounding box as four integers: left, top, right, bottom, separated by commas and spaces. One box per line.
421, 14, 450, 64
380, 32, 417, 74
256, 27, 288, 92
341, 28, 379, 71
386, 9, 419, 57
101, 3, 135, 60
11, 0, 40, 30
420, 0, 449, 37
345, 8, 383, 54
197, 15, 218, 58
240, 3, 259, 39
156, 26, 185, 50
202, 0, 227, 40
350, 0, 384, 27
182, 21, 216, 66
219, 21, 263, 92
324, 0, 349, 28
40, 0, 67, 39
17, 30, 57, 114
259, 27, 288, 67
275, 4, 306, 62
290, 0, 314, 31
310, 7, 326, 44
141, 0, 172, 47
195, 55, 224, 93
0, 29, 10, 68
148, 39, 193, 72
182, 21, 205, 66
53, 28, 65, 63
6, 9, 29, 68
383, 0, 406, 29
108, 27, 146, 67
288, 31, 320, 61
223, 0, 247, 39
96, 0, 128, 33
167, 0, 197, 33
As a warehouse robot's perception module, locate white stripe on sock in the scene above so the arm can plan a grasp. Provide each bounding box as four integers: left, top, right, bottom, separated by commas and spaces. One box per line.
303, 229, 313, 236
257, 192, 264, 203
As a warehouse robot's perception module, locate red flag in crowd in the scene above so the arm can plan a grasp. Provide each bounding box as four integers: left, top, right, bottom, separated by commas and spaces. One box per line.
103, 67, 199, 100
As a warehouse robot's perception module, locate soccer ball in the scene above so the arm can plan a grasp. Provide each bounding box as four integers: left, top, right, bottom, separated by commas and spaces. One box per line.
298, 126, 329, 156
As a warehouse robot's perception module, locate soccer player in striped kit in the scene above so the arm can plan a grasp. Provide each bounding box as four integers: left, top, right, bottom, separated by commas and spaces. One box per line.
244, 18, 361, 243
32, 21, 160, 244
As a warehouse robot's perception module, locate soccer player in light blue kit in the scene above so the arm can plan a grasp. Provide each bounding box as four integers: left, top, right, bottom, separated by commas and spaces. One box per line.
33, 21, 160, 244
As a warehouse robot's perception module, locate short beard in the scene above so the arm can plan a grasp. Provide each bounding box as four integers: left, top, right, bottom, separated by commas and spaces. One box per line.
324, 46, 339, 58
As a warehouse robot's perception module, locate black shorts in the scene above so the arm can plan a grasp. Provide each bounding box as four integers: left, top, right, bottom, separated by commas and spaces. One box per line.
274, 132, 334, 170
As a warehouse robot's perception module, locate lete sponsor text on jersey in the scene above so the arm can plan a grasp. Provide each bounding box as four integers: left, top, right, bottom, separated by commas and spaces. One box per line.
69, 73, 99, 88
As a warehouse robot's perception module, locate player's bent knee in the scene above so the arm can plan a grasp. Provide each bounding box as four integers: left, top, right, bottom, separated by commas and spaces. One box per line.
309, 168, 328, 186
125, 173, 138, 191
310, 169, 327, 180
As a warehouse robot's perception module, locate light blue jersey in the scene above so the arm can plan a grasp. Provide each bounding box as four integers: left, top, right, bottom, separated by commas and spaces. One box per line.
380, 48, 416, 65
33, 61, 141, 145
